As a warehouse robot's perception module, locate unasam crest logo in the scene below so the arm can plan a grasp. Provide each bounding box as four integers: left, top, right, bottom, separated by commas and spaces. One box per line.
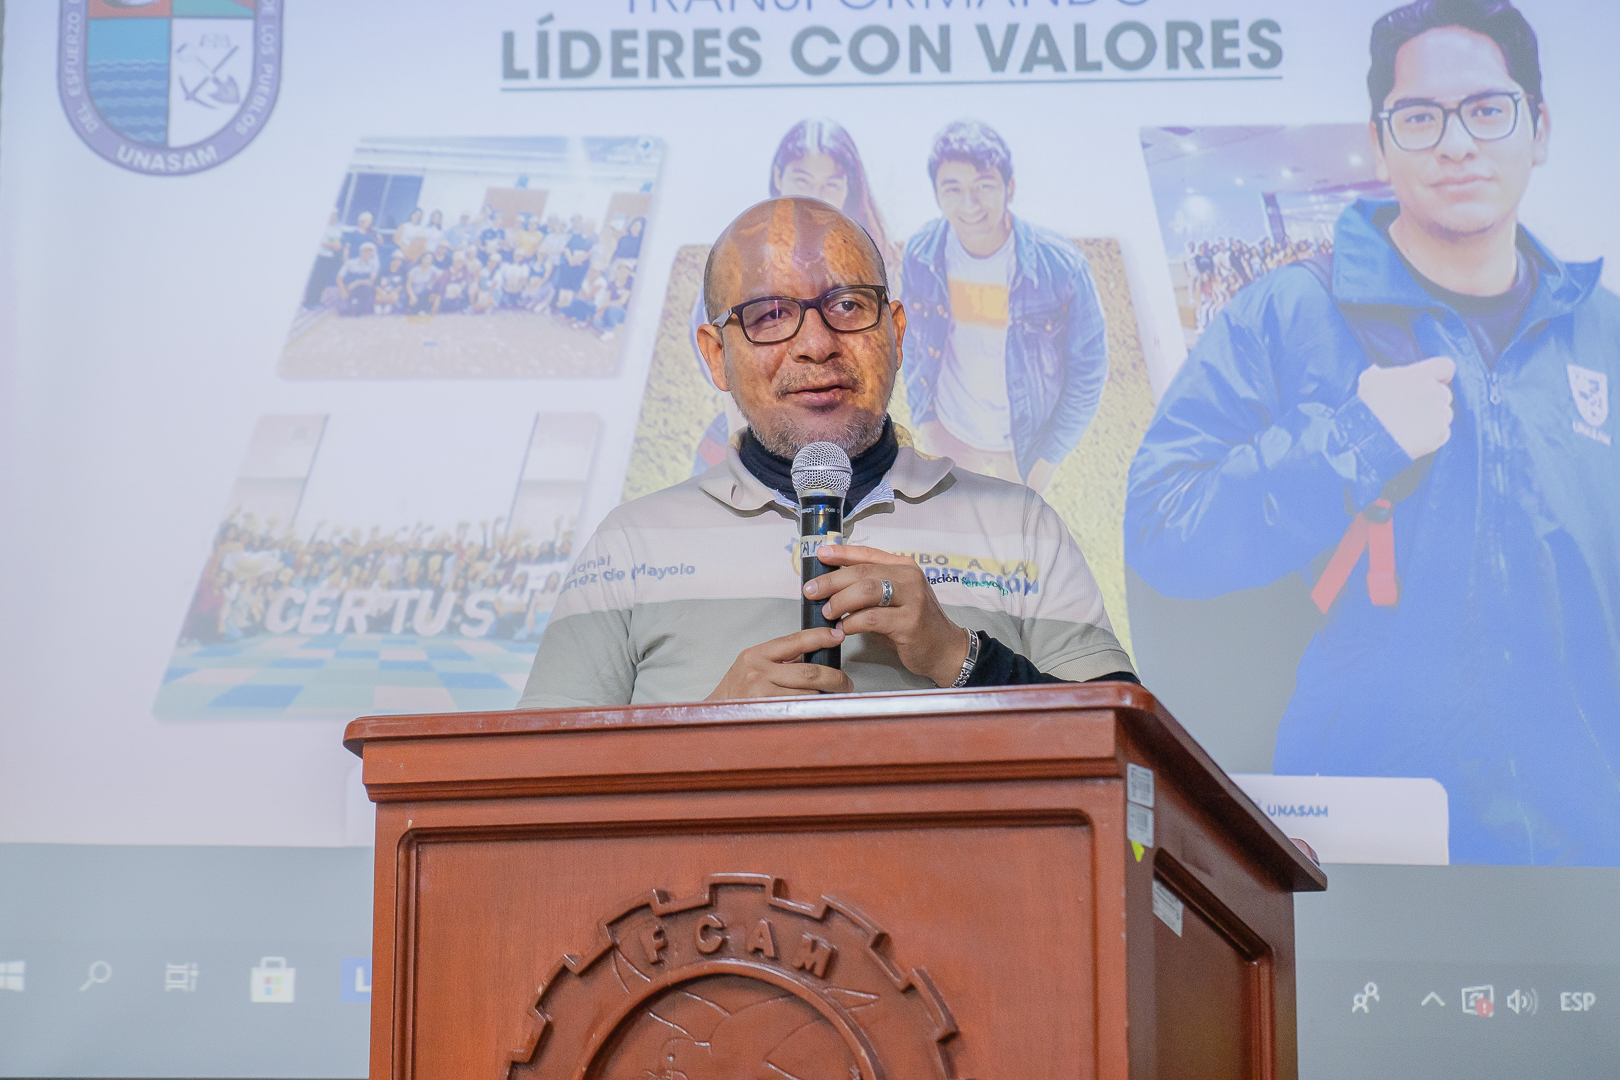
506, 873, 967, 1080
58, 0, 281, 175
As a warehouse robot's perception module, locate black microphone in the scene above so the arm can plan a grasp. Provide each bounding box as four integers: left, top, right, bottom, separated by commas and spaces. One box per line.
792, 442, 852, 668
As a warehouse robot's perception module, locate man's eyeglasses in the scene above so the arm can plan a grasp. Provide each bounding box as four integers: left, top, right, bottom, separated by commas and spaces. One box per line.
1378, 91, 1523, 152
712, 285, 888, 346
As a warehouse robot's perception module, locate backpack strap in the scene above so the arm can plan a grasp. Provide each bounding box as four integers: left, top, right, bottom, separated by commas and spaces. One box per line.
1295, 254, 1435, 493
1298, 254, 1426, 370
1295, 252, 1435, 609
1295, 253, 1334, 296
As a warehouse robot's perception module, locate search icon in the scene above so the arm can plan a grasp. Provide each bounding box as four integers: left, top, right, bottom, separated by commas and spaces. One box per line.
79, 961, 112, 992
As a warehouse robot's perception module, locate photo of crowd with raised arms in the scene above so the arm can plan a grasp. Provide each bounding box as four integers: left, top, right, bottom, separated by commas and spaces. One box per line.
155, 412, 599, 720
178, 511, 573, 649
282, 135, 663, 379
156, 509, 574, 721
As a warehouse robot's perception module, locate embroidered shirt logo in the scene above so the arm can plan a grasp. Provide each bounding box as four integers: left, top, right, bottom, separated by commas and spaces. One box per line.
1568, 365, 1611, 445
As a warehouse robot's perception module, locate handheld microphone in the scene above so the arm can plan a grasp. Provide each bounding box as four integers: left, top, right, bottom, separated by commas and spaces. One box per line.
792, 442, 852, 668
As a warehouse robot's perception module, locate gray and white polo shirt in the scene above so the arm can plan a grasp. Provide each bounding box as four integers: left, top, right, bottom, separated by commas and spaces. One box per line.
518, 440, 1132, 707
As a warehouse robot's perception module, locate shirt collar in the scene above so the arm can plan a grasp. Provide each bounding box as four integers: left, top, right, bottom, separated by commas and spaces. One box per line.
883, 440, 955, 501
698, 424, 956, 516
1333, 198, 1601, 318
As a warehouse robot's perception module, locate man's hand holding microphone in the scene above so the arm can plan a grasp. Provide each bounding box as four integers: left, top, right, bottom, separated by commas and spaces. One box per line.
706, 443, 970, 701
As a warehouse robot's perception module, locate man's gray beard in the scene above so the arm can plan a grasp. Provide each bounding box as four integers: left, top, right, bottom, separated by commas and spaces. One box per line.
742, 406, 887, 460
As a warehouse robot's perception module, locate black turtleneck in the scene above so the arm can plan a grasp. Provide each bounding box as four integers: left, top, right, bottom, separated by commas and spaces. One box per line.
735, 418, 1138, 688
738, 417, 899, 509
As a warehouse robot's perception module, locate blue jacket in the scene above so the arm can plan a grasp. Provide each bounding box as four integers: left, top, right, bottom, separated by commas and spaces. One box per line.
1125, 200, 1620, 866
900, 216, 1108, 478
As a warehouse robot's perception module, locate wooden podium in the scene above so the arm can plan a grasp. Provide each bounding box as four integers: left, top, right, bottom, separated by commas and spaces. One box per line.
345, 684, 1325, 1080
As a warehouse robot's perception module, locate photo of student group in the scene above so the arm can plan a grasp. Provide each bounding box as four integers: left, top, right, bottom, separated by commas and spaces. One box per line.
688, 118, 1108, 494
301, 202, 645, 342
180, 510, 575, 647
1182, 234, 1335, 332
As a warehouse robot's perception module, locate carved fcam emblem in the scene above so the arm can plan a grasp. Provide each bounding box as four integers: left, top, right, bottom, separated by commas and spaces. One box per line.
58, 0, 281, 175
506, 874, 966, 1080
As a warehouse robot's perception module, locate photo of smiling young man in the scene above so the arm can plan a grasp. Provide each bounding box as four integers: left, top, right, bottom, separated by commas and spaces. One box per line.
900, 121, 1109, 494
1125, 0, 1620, 865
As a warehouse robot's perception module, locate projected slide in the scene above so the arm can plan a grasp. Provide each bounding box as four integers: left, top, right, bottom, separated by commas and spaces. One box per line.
282, 135, 662, 379
155, 412, 599, 719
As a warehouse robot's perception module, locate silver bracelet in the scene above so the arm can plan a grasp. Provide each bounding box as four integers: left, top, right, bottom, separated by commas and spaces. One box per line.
950, 626, 981, 688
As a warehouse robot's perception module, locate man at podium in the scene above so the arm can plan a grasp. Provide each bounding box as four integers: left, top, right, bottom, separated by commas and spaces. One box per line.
518, 198, 1134, 707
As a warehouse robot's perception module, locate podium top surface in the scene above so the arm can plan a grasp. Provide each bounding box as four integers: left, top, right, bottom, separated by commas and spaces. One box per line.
345, 682, 1165, 747
344, 683, 1327, 892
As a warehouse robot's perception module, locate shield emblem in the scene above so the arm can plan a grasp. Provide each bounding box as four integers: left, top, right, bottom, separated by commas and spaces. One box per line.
58, 0, 282, 175
1568, 364, 1610, 428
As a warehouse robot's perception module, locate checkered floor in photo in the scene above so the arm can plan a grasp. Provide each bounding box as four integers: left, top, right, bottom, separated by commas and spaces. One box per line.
153, 632, 540, 719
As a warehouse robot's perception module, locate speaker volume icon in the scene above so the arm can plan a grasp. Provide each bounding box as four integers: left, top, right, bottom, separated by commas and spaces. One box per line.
1506, 988, 1539, 1015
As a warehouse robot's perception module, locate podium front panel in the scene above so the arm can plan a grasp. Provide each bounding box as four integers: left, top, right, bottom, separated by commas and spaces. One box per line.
349, 686, 1324, 1080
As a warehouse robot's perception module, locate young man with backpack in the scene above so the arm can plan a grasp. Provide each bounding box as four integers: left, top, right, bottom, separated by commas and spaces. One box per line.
1125, 0, 1620, 865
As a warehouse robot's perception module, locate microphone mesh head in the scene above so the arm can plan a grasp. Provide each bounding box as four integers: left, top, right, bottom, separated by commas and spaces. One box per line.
791, 442, 852, 498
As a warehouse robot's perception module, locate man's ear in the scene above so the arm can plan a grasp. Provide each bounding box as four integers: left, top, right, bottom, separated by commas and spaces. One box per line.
1369, 120, 1390, 183
890, 301, 907, 375
1005, 176, 1016, 204
1531, 100, 1551, 167
696, 322, 730, 391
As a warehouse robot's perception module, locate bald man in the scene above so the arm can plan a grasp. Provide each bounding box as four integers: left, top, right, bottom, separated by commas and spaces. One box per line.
518, 198, 1133, 707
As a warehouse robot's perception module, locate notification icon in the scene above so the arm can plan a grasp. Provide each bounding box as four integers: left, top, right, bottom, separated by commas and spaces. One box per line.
1462, 985, 1495, 1018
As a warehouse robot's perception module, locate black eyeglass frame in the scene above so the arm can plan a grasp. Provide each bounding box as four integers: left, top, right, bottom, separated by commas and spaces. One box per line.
1376, 90, 1524, 152
711, 284, 890, 345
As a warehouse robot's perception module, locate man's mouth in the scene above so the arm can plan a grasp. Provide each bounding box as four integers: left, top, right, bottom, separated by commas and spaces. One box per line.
781, 378, 856, 407
1430, 173, 1494, 192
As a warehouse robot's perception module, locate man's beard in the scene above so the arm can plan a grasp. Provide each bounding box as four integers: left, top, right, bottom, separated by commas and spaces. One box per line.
745, 407, 887, 460
729, 359, 889, 459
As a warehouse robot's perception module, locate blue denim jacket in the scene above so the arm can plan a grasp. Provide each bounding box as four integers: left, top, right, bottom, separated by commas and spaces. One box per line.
900, 215, 1108, 478
1126, 199, 1620, 865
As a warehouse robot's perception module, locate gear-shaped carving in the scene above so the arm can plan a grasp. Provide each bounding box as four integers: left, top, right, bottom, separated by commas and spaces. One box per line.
504, 873, 969, 1080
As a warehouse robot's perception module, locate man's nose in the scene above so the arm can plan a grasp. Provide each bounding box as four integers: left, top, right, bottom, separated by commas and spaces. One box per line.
1434, 111, 1479, 159
793, 306, 839, 359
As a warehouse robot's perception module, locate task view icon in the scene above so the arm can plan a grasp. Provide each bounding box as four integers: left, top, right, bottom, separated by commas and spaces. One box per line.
165, 962, 199, 993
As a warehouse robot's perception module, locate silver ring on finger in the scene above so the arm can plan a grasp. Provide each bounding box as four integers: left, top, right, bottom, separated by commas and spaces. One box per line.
879, 578, 894, 607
